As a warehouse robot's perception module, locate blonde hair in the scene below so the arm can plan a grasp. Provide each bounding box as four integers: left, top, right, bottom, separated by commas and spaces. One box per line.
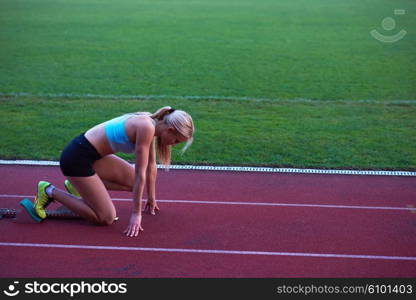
149, 106, 194, 167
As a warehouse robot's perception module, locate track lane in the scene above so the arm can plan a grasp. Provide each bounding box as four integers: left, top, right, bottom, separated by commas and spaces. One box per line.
1, 165, 415, 207
0, 165, 415, 277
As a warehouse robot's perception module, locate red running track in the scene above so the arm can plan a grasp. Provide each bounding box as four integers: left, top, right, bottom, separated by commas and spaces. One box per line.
0, 164, 415, 277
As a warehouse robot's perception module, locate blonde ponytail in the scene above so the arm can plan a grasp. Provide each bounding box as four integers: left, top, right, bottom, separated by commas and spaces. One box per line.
150, 106, 173, 121
152, 107, 194, 168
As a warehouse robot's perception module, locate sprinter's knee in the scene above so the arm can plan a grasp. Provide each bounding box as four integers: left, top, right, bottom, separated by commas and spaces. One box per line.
97, 212, 116, 226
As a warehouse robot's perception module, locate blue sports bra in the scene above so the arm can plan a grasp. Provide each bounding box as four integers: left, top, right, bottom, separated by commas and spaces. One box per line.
104, 114, 136, 154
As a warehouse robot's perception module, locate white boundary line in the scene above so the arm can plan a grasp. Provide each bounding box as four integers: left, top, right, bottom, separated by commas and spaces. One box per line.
0, 194, 414, 212
1, 160, 415, 176
2, 91, 416, 105
0, 242, 415, 261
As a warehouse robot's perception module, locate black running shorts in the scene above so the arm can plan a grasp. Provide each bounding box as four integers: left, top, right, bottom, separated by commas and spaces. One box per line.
59, 133, 102, 177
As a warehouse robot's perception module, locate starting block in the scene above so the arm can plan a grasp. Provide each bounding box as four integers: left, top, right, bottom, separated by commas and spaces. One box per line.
19, 198, 42, 222
1, 199, 118, 222
0, 198, 80, 222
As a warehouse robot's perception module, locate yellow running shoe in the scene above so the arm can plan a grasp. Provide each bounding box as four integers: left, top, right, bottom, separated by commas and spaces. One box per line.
34, 181, 54, 219
64, 180, 80, 197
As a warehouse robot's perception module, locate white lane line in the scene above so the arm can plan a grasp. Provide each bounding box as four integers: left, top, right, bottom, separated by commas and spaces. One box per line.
0, 194, 413, 211
1, 159, 415, 176
0, 242, 415, 261
2, 91, 416, 104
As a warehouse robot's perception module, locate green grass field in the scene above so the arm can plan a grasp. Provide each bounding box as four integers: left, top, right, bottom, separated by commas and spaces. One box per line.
1, 0, 415, 100
0, 0, 415, 170
1, 96, 415, 170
